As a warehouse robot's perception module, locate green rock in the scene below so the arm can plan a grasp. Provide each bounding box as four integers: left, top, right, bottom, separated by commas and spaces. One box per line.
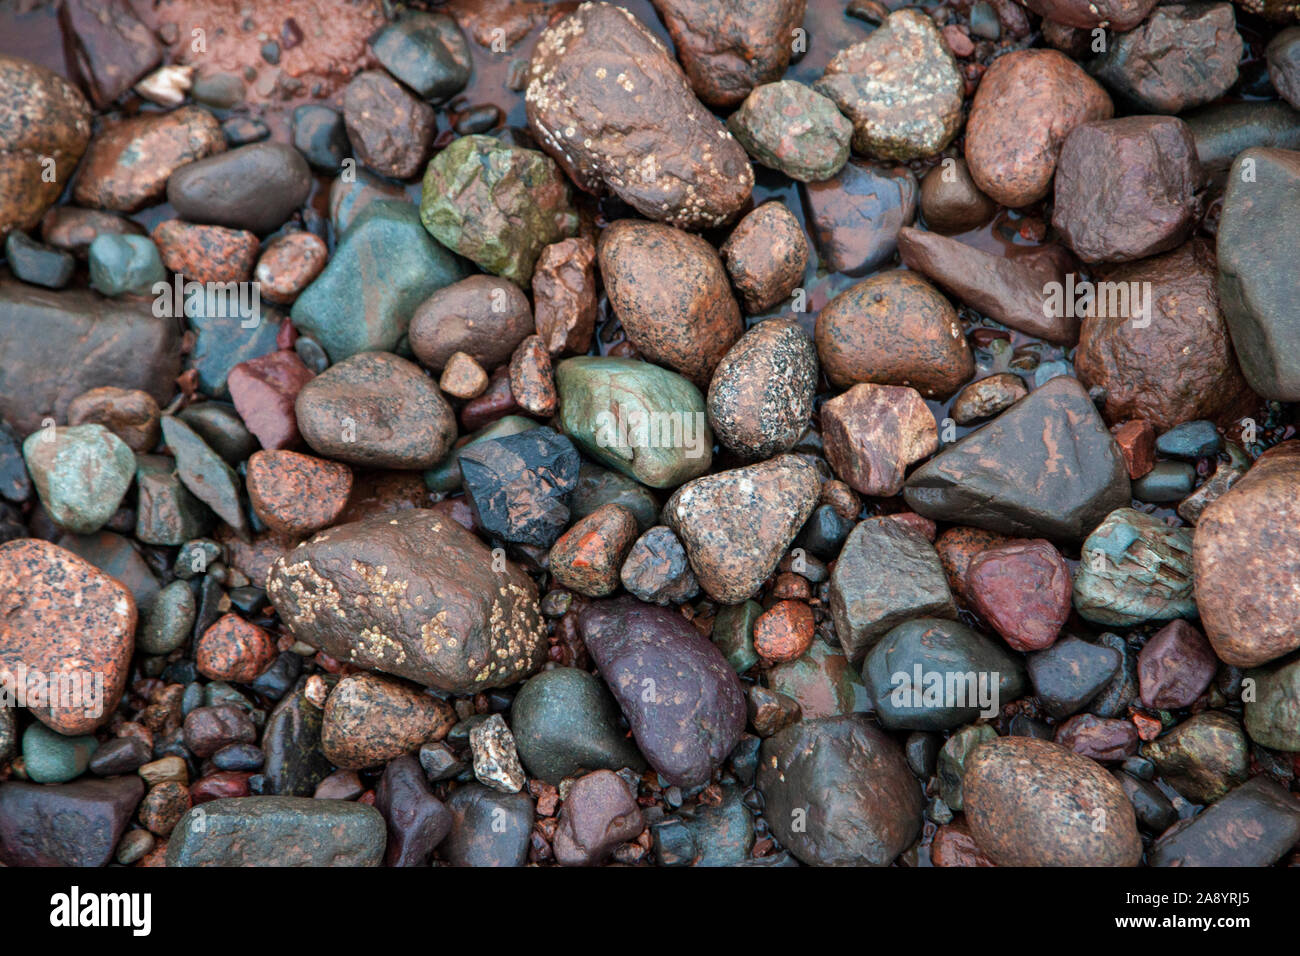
1244, 656, 1300, 751
419, 134, 578, 286
140, 579, 197, 655
160, 415, 248, 539
167, 796, 386, 866
186, 297, 283, 398
727, 81, 852, 182
555, 356, 712, 489
570, 463, 660, 532
937, 723, 996, 811
423, 414, 538, 493
1132, 461, 1196, 503
22, 424, 135, 534
87, 234, 165, 297
1073, 507, 1195, 626
22, 723, 98, 784
175, 538, 223, 579
135, 453, 212, 545
1143, 711, 1250, 804
766, 638, 870, 719
862, 617, 1026, 731
510, 668, 646, 785
653, 785, 754, 866
291, 199, 470, 362
369, 11, 470, 100
711, 601, 761, 674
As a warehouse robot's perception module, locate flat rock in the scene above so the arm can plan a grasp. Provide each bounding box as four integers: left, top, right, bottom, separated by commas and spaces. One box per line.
1150, 776, 1300, 867
0, 776, 143, 866
167, 796, 385, 866
801, 161, 917, 276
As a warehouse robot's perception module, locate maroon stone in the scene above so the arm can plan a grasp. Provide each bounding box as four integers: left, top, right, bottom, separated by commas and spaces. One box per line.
966, 539, 1070, 651
227, 349, 316, 450
1138, 619, 1218, 709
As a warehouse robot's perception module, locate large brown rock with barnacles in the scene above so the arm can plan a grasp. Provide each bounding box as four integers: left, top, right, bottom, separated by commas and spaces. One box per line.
266, 510, 547, 694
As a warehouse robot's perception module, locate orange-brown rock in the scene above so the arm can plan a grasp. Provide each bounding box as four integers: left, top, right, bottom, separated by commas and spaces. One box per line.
152, 220, 259, 285
549, 503, 640, 598
821, 383, 938, 497
195, 613, 278, 683
532, 237, 598, 356
246, 449, 353, 537
753, 600, 815, 664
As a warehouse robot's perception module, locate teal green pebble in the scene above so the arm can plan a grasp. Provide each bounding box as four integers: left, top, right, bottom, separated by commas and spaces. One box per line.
88, 234, 166, 297
21, 424, 136, 534
22, 722, 99, 784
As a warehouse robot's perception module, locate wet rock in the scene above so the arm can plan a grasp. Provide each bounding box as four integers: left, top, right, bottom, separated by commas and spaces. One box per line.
653, 784, 753, 866
1194, 442, 1300, 667
1054, 714, 1139, 763
67, 387, 160, 455
1028, 635, 1121, 719
442, 784, 533, 867
650, 0, 805, 108
295, 352, 456, 470
822, 384, 937, 497
420, 134, 577, 287
1111, 420, 1156, 480
1144, 711, 1249, 804
1092, 4, 1242, 114
88, 736, 150, 777
707, 318, 817, 460
747, 684, 803, 736
0, 281, 181, 435
905, 376, 1130, 542
369, 12, 471, 101
525, 1, 753, 230
4, 231, 74, 289
255, 232, 328, 306
291, 105, 349, 172
40, 206, 143, 259
0, 55, 91, 239
951, 373, 1029, 425
320, 672, 455, 770
931, 821, 996, 867
511, 667, 646, 784
665, 455, 819, 604
470, 714, 526, 793
73, 106, 224, 213
1053, 117, 1200, 264
508, 335, 557, 417
139, 580, 196, 655
0, 539, 135, 734
580, 597, 746, 786
1267, 27, 1300, 109
0, 776, 143, 866
87, 234, 165, 297
554, 769, 644, 866
555, 356, 712, 489
183, 297, 282, 401
937, 724, 996, 811
22, 723, 97, 784
161, 415, 248, 538
897, 228, 1080, 345
568, 463, 659, 532
1114, 769, 1177, 832
343, 71, 436, 180
182, 704, 256, 759
168, 143, 313, 235
22, 424, 135, 534
262, 679, 333, 797
425, 415, 537, 493
61, 0, 161, 106
1138, 620, 1218, 710
227, 350, 316, 452
968, 539, 1070, 652
247, 450, 352, 536
719, 203, 809, 314
965, 49, 1112, 208
814, 10, 963, 160
152, 220, 258, 286
918, 158, 996, 235
549, 503, 639, 597
758, 715, 922, 866
293, 200, 471, 362
168, 796, 385, 866
1075, 241, 1255, 430
801, 161, 917, 276
136, 452, 211, 546
440, 353, 489, 400
532, 237, 597, 356
375, 755, 451, 867
766, 638, 869, 718
863, 617, 1025, 730
196, 613, 276, 683
1021, 0, 1158, 30
753, 600, 815, 665
727, 80, 851, 182
1151, 776, 1300, 866
1073, 508, 1195, 626
409, 274, 534, 375
599, 220, 742, 389
817, 270, 970, 398
459, 427, 580, 548
621, 525, 699, 606
1218, 147, 1300, 400
267, 509, 546, 693
963, 736, 1142, 866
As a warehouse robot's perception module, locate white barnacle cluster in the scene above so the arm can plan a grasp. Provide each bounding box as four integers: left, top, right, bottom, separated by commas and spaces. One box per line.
268, 558, 342, 627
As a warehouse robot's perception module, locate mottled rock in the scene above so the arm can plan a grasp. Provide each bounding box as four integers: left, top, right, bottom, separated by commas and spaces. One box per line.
22, 425, 135, 534
1138, 620, 1218, 710
439, 352, 489, 400
459, 427, 580, 548
822, 384, 937, 497
707, 318, 817, 460
195, 613, 277, 683
727, 80, 851, 182
342, 71, 435, 180
532, 237, 597, 356
152, 220, 259, 285
167, 796, 385, 866
801, 161, 917, 276
580, 597, 746, 786
1143, 711, 1249, 804
266, 510, 546, 693
549, 503, 639, 597
719, 203, 809, 314
1073, 508, 1195, 626
951, 373, 1029, 425
965, 49, 1113, 208
320, 672, 455, 770
66, 387, 160, 455
255, 232, 328, 306
1021, 0, 1159, 31
247, 450, 352, 537
620, 525, 699, 606
508, 335, 557, 417
0, 776, 143, 866
758, 715, 922, 866
554, 769, 644, 866
524, 1, 753, 230
470, 713, 526, 793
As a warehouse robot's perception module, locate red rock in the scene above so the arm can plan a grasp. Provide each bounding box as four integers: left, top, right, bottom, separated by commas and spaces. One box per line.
246, 449, 353, 536
1138, 619, 1219, 709
1111, 420, 1156, 479
552, 769, 645, 866
190, 771, 253, 805
1020, 0, 1158, 31
966, 539, 1069, 651
934, 525, 1015, 607
40, 206, 144, 258
195, 613, 277, 682
931, 822, 996, 867
227, 349, 316, 450
1131, 710, 1163, 741
885, 512, 937, 542
255, 231, 328, 305
0, 538, 135, 735
152, 219, 259, 284
532, 237, 597, 356
942, 25, 975, 58
508, 334, 557, 417
461, 366, 521, 432
61, 0, 162, 107
342, 70, 436, 179
1054, 713, 1140, 762
821, 383, 938, 497
549, 504, 640, 598
753, 600, 815, 664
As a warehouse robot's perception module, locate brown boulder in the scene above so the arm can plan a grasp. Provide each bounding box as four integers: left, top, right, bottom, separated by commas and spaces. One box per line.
821, 384, 938, 497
